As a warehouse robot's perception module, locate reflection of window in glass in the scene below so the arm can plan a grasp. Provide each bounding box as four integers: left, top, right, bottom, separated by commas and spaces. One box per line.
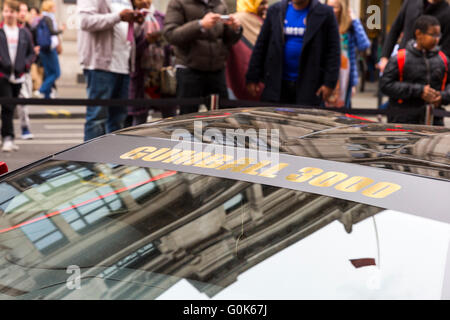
43, 167, 94, 193
99, 242, 160, 288
224, 192, 248, 214
21, 215, 68, 255
0, 183, 22, 212
4, 193, 31, 214
121, 168, 163, 204
261, 184, 279, 197
60, 186, 124, 234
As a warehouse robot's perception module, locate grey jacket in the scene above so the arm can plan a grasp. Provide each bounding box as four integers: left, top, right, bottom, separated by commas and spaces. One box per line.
77, 0, 123, 72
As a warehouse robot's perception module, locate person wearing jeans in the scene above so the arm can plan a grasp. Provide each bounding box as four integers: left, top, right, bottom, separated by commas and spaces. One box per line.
38, 1, 63, 99
78, 0, 141, 141
38, 47, 60, 98
84, 70, 130, 141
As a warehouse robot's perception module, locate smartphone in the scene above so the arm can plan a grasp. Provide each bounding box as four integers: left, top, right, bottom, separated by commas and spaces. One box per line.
220, 15, 230, 21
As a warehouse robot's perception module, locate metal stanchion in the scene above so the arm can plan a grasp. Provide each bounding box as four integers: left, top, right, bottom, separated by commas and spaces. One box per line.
425, 104, 434, 126
210, 94, 220, 111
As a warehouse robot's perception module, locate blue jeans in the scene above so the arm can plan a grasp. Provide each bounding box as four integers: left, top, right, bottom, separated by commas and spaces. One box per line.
84, 70, 130, 141
39, 49, 60, 98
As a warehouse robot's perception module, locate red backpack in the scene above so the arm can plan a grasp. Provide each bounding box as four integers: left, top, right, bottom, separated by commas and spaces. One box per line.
397, 48, 448, 104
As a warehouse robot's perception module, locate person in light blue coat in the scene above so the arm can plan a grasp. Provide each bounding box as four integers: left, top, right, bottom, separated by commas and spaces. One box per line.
326, 0, 370, 108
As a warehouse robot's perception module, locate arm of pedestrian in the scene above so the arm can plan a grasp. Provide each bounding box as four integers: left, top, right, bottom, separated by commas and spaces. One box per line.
380, 56, 425, 100
25, 30, 36, 71
352, 19, 370, 51
77, 0, 123, 32
322, 11, 341, 90
163, 2, 212, 46
246, 7, 273, 83
44, 16, 62, 35
381, 0, 407, 61
223, 14, 243, 45
440, 83, 450, 105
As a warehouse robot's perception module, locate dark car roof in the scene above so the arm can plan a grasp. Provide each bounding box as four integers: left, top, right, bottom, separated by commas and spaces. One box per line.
114, 107, 450, 182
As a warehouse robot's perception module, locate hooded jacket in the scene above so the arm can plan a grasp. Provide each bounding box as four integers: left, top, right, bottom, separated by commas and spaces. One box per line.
380, 39, 450, 123
163, 0, 242, 72
0, 22, 35, 81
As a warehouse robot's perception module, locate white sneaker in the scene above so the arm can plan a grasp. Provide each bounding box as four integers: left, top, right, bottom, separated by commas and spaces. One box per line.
21, 132, 34, 140
2, 139, 19, 152
33, 90, 45, 98
50, 88, 57, 99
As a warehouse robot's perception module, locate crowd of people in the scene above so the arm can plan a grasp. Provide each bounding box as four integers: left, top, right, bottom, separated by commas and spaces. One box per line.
1, 0, 450, 151
0, 0, 63, 152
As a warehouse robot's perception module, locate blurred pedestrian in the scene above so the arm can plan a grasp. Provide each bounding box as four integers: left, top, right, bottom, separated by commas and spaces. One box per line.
225, 0, 268, 100
127, 0, 174, 126
35, 0, 63, 99
17, 1, 34, 139
28, 6, 44, 93
380, 15, 449, 125
325, 0, 370, 108
163, 0, 242, 115
78, 0, 141, 141
246, 0, 340, 106
378, 0, 450, 74
0, 0, 35, 152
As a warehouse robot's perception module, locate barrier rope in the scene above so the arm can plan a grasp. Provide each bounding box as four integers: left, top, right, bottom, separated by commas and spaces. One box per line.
0, 96, 449, 118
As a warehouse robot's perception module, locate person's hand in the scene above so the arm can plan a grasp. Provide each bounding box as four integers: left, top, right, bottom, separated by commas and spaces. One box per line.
431, 92, 442, 107
247, 82, 262, 97
200, 12, 221, 29
421, 84, 440, 103
56, 43, 62, 55
146, 31, 162, 44
224, 14, 241, 32
120, 9, 135, 22
377, 57, 389, 74
316, 85, 333, 102
352, 86, 356, 96
34, 46, 40, 55
134, 11, 145, 24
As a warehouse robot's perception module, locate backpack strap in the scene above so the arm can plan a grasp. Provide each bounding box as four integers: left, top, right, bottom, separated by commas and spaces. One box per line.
397, 49, 406, 104
438, 51, 448, 91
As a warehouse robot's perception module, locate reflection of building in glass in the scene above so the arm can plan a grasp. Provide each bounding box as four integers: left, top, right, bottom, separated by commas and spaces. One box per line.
120, 108, 450, 179
0, 160, 382, 299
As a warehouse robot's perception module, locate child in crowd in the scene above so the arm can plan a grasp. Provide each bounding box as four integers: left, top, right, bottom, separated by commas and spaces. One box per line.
380, 15, 449, 125
0, 0, 35, 152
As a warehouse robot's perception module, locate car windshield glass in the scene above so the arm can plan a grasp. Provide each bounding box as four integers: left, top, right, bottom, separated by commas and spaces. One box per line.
0, 159, 449, 299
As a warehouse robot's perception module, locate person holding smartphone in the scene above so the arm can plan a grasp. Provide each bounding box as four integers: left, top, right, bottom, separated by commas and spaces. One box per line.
163, 0, 242, 115
78, 0, 144, 141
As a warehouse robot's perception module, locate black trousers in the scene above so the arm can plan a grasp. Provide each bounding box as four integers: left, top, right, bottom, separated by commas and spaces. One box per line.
176, 68, 228, 115
0, 78, 22, 139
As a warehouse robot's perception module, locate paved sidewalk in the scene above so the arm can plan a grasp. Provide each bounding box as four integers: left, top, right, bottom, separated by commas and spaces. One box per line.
27, 84, 87, 119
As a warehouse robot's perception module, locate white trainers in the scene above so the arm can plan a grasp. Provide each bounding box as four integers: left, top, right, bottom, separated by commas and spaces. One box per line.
33, 90, 45, 98
21, 132, 34, 140
2, 139, 19, 152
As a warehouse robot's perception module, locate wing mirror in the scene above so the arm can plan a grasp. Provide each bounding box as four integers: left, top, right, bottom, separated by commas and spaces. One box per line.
0, 162, 8, 175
